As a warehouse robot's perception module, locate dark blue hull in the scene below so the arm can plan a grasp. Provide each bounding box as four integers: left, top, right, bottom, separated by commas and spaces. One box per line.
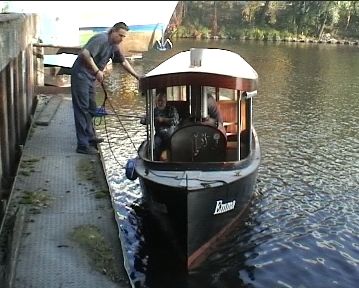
137, 158, 259, 270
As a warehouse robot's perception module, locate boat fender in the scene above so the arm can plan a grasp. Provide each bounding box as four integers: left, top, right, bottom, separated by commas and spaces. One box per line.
125, 158, 138, 180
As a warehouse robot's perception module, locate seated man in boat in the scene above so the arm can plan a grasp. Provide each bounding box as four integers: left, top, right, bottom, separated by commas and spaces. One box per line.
153, 90, 179, 160
203, 93, 227, 137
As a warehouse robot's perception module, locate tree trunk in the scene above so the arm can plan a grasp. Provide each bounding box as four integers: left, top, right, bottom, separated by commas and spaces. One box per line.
317, 12, 328, 39
169, 1, 185, 31
260, 1, 271, 26
212, 2, 218, 36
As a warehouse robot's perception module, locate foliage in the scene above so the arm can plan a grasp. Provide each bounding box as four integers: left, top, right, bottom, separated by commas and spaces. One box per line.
170, 1, 359, 40
0, 1, 9, 12
80, 31, 96, 46
71, 225, 121, 282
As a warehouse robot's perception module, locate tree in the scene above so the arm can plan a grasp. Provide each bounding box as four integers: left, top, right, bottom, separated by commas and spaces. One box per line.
259, 1, 271, 26
174, 1, 359, 40
1, 1, 9, 12
212, 1, 218, 36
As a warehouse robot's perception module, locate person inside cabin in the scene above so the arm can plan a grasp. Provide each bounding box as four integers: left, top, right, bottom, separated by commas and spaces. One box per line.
153, 90, 179, 160
204, 93, 226, 137
71, 21, 141, 155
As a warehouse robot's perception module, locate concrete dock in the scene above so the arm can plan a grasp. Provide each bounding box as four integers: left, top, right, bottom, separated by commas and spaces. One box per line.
0, 89, 131, 288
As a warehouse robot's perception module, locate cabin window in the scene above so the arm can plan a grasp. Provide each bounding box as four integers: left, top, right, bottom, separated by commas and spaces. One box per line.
165, 86, 186, 101
218, 88, 237, 101
202, 86, 236, 102
240, 98, 248, 132
162, 86, 189, 121
145, 86, 252, 162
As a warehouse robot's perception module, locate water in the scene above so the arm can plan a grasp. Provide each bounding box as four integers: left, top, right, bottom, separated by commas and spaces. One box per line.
95, 39, 359, 288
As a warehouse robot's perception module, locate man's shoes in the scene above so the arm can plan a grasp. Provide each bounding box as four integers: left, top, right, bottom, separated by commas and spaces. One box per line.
89, 137, 104, 148
89, 137, 104, 144
76, 146, 99, 155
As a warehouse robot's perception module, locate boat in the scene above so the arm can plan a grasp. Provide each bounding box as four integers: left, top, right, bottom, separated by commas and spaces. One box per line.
6, 1, 178, 56
125, 48, 261, 270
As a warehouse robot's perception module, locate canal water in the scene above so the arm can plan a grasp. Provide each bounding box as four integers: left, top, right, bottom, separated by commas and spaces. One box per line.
96, 39, 359, 288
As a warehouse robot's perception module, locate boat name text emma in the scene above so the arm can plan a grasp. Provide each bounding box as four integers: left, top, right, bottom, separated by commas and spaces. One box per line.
214, 200, 236, 215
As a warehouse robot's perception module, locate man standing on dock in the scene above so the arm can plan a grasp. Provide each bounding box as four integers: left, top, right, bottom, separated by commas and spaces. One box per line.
71, 21, 141, 155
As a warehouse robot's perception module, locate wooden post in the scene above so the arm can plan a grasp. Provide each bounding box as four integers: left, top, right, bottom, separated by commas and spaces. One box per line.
13, 56, 22, 147
0, 68, 12, 190
18, 50, 28, 142
6, 61, 18, 177
34, 45, 44, 86
26, 44, 35, 117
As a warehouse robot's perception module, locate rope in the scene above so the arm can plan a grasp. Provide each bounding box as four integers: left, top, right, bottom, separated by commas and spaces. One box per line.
92, 82, 139, 166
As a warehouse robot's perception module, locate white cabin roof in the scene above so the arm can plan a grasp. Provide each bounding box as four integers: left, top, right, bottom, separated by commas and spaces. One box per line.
141, 48, 258, 91
146, 48, 258, 80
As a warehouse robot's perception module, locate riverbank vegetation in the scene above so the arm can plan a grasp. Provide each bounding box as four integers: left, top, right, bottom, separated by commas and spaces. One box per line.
168, 1, 359, 43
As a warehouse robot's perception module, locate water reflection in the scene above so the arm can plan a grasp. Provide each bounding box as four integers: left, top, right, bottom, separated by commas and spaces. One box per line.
96, 40, 359, 288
